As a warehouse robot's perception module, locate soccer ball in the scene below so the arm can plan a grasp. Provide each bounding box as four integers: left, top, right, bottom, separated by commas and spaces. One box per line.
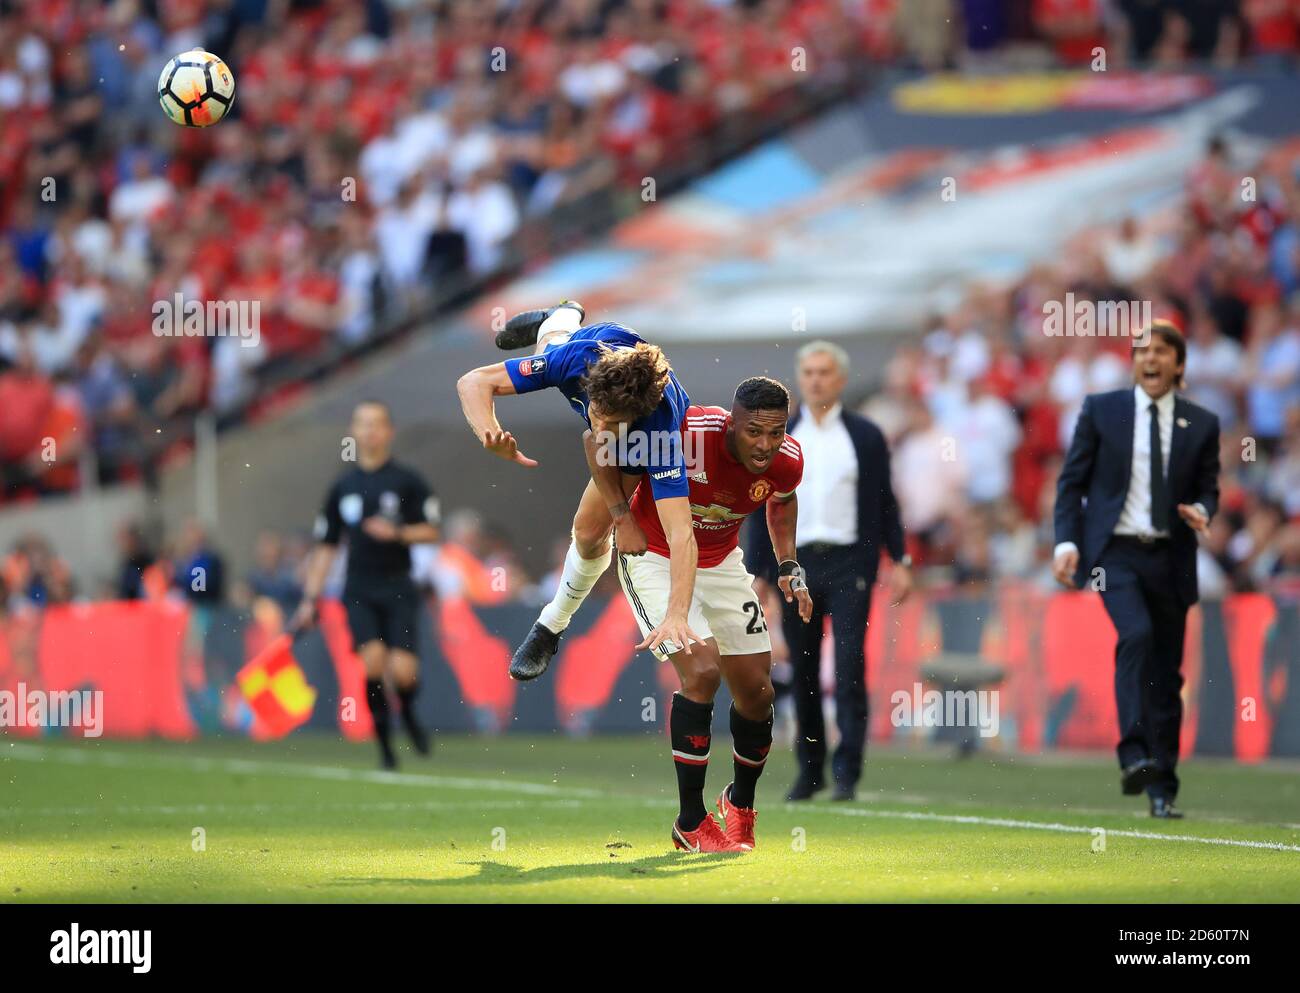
158, 48, 235, 128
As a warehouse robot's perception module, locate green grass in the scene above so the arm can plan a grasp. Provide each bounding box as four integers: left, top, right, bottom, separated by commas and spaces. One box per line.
2, 734, 1299, 903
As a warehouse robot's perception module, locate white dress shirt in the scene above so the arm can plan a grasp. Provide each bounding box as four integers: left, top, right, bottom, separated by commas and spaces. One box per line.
1054, 385, 1202, 562
793, 402, 859, 546
1115, 384, 1175, 538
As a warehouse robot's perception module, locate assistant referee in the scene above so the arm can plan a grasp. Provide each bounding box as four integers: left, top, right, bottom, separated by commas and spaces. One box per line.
293, 400, 442, 769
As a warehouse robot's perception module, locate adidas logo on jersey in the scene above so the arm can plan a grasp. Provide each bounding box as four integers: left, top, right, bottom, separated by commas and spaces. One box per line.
690, 471, 708, 484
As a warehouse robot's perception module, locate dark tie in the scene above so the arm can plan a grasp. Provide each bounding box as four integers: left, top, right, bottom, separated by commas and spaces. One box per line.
1149, 403, 1168, 532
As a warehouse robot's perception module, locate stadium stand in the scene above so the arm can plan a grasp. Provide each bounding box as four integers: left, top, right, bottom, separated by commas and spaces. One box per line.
0, 0, 875, 495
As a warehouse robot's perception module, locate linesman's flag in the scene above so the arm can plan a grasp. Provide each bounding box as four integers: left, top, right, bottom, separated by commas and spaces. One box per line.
236, 635, 316, 737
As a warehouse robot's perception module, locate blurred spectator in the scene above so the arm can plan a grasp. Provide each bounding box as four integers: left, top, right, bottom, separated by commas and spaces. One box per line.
1103, 216, 1161, 287
944, 376, 1022, 506
246, 529, 304, 611
0, 340, 54, 495
1032, 0, 1107, 66
1242, 298, 1300, 452
116, 522, 156, 601
1184, 307, 1243, 425
2, 534, 74, 607
893, 398, 968, 541
172, 519, 226, 604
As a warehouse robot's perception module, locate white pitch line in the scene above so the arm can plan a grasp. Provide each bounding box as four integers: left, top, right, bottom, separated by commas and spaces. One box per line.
6, 743, 1298, 854
805, 805, 1300, 854
0, 799, 586, 819
1, 742, 603, 799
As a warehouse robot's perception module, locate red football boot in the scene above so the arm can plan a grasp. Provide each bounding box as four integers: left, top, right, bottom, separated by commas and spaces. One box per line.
716, 783, 757, 851
671, 812, 740, 853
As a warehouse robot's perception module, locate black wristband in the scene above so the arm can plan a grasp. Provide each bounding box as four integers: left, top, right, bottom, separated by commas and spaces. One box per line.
778, 559, 808, 592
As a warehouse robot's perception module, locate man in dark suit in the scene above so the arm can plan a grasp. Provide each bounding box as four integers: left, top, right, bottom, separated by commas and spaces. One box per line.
749, 341, 910, 802
1053, 320, 1220, 818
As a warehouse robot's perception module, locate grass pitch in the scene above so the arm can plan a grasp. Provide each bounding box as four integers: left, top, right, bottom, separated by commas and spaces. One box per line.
2, 734, 1299, 903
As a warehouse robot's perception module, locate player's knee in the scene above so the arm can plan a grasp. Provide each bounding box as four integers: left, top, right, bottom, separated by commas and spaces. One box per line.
732, 677, 773, 717
358, 642, 386, 676
387, 650, 418, 686
678, 659, 721, 701
571, 519, 610, 558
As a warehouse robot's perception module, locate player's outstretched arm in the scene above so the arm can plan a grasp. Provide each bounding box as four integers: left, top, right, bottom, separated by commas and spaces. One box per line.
457, 363, 538, 467
637, 496, 702, 655
766, 494, 813, 622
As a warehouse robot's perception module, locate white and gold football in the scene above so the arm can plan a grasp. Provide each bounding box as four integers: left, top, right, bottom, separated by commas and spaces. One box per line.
158, 48, 235, 128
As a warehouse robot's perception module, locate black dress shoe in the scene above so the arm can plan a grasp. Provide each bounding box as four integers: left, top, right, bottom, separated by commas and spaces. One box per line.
495, 300, 585, 350
1121, 758, 1160, 795
784, 777, 825, 802
1150, 796, 1184, 819
509, 622, 562, 681
831, 784, 857, 802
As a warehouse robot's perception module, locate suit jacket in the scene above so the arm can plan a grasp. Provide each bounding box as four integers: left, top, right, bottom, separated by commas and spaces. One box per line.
747, 408, 905, 585
1054, 388, 1220, 606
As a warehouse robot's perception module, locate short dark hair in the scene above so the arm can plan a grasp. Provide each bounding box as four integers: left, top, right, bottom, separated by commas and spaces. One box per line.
733, 376, 790, 413
582, 342, 670, 420
1137, 320, 1186, 363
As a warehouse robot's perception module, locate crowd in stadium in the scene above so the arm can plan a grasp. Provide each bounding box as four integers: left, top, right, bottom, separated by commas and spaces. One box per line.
4, 0, 1300, 498
4, 0, 1300, 617
0, 0, 871, 494
5, 130, 1300, 617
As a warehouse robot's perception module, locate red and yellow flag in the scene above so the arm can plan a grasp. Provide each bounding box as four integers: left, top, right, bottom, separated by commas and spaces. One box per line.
236, 635, 316, 737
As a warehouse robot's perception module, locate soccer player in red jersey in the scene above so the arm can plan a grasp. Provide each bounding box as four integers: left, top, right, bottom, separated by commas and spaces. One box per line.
616, 377, 814, 852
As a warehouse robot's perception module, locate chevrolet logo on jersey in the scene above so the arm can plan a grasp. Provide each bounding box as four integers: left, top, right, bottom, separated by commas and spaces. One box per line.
691, 502, 746, 523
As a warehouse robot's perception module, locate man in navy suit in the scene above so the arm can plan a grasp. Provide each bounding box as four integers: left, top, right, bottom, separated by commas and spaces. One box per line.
1053, 320, 1220, 818
748, 341, 911, 802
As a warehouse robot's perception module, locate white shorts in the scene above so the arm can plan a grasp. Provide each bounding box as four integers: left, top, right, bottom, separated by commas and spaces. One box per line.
615, 546, 771, 661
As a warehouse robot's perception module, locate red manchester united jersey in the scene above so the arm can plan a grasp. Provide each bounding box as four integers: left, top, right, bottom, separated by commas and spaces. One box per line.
631, 405, 803, 567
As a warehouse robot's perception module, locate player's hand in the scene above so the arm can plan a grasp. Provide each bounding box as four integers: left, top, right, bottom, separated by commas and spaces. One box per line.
887, 564, 913, 606
1052, 548, 1079, 589
361, 517, 401, 542
1178, 503, 1209, 534
777, 560, 813, 622
289, 598, 317, 633
614, 514, 648, 556
483, 428, 538, 468
777, 574, 813, 622
637, 612, 703, 657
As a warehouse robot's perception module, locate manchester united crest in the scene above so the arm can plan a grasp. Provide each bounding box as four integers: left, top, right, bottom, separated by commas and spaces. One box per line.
748, 479, 773, 502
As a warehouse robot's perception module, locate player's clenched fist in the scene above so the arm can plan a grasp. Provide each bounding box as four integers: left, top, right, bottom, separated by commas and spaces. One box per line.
1052, 547, 1079, 589
482, 428, 538, 467
614, 513, 648, 556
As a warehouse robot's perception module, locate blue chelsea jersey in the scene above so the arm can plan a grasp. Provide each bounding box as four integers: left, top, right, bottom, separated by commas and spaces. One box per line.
502, 322, 690, 499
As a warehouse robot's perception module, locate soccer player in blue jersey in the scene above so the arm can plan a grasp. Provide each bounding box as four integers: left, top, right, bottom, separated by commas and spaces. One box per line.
457, 302, 702, 680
